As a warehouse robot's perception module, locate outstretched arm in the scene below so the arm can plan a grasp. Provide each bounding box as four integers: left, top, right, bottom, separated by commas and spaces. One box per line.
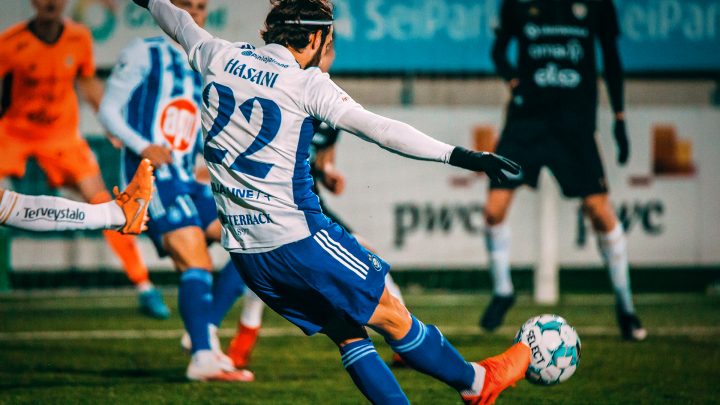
131, 0, 212, 56
336, 107, 521, 183
306, 73, 521, 183
337, 108, 454, 163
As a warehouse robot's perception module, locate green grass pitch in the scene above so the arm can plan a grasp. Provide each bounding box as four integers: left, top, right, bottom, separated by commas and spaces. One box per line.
1, 291, 719, 404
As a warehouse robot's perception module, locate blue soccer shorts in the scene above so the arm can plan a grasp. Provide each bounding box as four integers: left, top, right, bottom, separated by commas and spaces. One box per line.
230, 222, 390, 335
145, 179, 218, 257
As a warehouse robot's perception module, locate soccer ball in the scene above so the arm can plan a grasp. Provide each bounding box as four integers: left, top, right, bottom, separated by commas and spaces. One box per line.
514, 314, 581, 385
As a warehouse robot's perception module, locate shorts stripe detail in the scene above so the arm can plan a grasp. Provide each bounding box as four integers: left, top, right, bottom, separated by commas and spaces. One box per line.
314, 231, 368, 277
318, 229, 369, 272
176, 195, 194, 217
313, 234, 367, 280
315, 231, 368, 275
392, 321, 427, 353
148, 188, 166, 218
342, 346, 377, 368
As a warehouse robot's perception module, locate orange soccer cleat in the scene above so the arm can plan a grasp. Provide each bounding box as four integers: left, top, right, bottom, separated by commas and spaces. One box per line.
114, 159, 154, 235
462, 342, 531, 405
390, 352, 407, 368
227, 323, 260, 369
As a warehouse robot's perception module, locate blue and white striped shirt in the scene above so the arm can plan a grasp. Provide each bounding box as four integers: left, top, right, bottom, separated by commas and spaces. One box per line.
100, 36, 203, 185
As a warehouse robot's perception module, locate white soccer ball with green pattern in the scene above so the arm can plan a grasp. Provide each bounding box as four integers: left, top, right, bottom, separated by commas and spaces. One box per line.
514, 314, 581, 385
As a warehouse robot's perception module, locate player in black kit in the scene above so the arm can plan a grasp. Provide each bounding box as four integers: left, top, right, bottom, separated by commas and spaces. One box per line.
480, 0, 646, 341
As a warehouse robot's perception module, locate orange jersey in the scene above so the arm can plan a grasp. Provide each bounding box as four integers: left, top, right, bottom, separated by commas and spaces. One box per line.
0, 20, 95, 140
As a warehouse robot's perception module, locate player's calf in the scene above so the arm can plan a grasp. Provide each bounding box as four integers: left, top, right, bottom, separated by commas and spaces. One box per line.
369, 288, 530, 404
322, 316, 408, 404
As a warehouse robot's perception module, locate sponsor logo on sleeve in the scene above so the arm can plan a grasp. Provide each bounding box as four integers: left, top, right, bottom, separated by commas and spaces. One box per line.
23, 207, 86, 223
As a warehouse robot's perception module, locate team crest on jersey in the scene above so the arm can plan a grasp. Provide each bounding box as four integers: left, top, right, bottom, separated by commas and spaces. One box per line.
572, 3, 587, 20
160, 98, 199, 152
369, 254, 382, 271
524, 23, 541, 40
65, 55, 74, 68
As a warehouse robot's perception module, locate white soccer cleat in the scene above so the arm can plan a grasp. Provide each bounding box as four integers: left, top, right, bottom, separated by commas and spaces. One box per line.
181, 325, 235, 370
186, 350, 255, 382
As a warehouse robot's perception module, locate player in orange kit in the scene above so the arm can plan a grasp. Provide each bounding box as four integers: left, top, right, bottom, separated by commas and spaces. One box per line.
0, 0, 169, 319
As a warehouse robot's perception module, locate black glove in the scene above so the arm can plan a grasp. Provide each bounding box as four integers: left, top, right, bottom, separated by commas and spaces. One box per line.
132, 0, 149, 8
613, 119, 630, 165
449, 147, 522, 184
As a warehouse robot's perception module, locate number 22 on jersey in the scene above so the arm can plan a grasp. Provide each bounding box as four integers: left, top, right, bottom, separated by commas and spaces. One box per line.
202, 82, 281, 179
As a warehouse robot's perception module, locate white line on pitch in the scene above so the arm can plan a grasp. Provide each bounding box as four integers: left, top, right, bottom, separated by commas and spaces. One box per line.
1, 325, 719, 341
0, 293, 713, 310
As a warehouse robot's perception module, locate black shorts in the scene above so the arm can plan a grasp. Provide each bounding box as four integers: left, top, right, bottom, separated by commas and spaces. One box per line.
491, 114, 608, 198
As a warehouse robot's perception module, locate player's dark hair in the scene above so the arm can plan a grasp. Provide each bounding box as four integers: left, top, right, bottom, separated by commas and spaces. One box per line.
261, 0, 334, 50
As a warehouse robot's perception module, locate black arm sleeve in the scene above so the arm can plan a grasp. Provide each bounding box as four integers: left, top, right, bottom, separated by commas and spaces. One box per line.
313, 122, 340, 152
599, 0, 624, 114
492, 0, 517, 82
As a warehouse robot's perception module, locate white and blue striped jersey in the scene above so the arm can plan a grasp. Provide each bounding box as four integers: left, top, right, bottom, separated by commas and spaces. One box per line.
100, 36, 203, 186
188, 40, 360, 252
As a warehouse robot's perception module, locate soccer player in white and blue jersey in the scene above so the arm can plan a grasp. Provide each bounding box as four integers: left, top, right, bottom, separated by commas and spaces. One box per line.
133, 0, 531, 402
99, 0, 252, 383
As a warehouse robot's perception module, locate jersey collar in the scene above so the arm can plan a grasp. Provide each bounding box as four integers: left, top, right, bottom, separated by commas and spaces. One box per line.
263, 44, 300, 68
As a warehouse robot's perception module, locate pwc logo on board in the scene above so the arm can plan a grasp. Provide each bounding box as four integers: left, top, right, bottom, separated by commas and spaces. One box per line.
160, 98, 199, 152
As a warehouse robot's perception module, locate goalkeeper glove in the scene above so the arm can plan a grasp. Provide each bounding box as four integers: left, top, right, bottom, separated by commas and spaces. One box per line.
449, 147, 522, 184
613, 119, 630, 165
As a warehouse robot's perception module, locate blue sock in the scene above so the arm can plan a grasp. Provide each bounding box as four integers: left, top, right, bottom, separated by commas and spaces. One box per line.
386, 316, 476, 392
209, 261, 245, 327
340, 339, 408, 405
179, 268, 213, 354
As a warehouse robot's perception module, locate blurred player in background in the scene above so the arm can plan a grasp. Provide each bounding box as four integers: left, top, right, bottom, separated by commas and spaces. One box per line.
0, 159, 153, 235
480, 0, 646, 341
100, 0, 252, 382
133, 0, 532, 403
224, 40, 407, 369
0, 0, 169, 319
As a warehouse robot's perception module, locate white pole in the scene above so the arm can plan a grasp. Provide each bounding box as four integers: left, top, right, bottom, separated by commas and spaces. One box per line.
535, 169, 559, 304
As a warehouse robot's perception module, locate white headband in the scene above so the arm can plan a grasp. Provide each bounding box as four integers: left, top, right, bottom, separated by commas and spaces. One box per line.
282, 19, 333, 26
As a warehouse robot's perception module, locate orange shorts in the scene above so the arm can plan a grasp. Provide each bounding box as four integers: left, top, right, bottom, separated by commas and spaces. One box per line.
0, 134, 101, 188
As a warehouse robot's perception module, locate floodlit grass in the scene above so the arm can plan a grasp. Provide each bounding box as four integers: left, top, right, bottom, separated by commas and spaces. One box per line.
1, 291, 719, 404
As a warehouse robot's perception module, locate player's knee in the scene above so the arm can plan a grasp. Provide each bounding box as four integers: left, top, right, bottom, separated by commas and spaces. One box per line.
78, 176, 110, 204
485, 190, 514, 225
163, 227, 212, 271
87, 189, 112, 205
368, 290, 412, 340
484, 207, 507, 226
204, 220, 222, 242
583, 195, 615, 231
